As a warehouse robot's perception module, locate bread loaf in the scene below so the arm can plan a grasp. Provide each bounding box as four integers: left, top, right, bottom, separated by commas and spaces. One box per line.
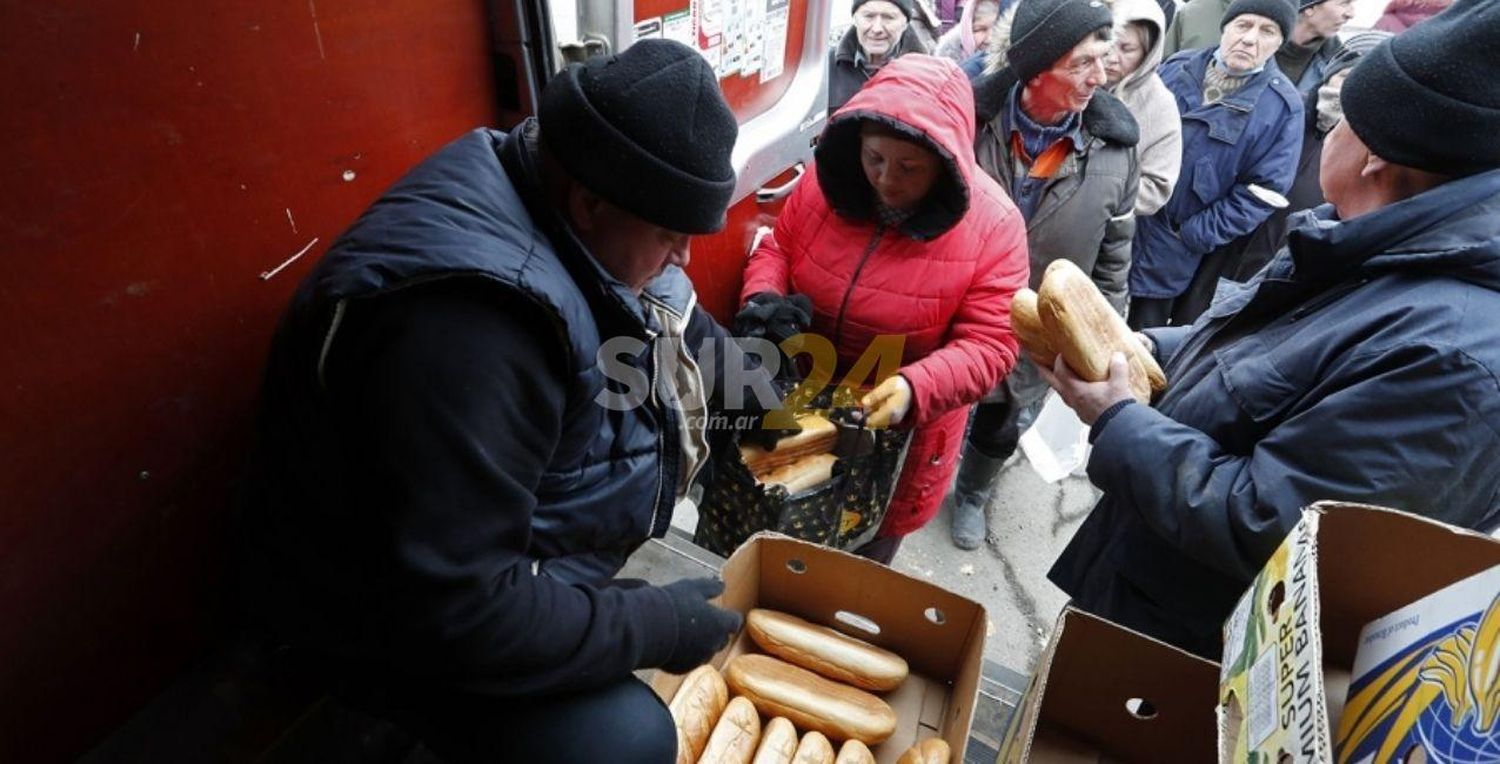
668, 664, 729, 764
1010, 288, 1058, 368
750, 717, 799, 764
1036, 259, 1166, 403
833, 739, 876, 764
740, 414, 838, 475
791, 731, 835, 764
895, 737, 951, 764
745, 609, 908, 691
724, 654, 898, 744
757, 453, 838, 494
699, 696, 763, 764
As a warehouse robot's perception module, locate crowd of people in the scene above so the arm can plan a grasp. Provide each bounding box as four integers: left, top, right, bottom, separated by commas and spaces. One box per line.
235, 0, 1499, 760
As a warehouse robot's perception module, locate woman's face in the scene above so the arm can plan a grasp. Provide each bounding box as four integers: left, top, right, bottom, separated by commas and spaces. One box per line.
860, 130, 941, 211
970, 1, 1000, 50
1104, 24, 1147, 87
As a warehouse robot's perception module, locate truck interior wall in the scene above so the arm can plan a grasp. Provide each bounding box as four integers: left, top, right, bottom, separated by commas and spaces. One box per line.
0, 2, 506, 758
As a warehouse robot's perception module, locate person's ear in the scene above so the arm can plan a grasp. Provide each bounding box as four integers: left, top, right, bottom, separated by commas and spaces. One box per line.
1361, 153, 1389, 179
567, 184, 605, 232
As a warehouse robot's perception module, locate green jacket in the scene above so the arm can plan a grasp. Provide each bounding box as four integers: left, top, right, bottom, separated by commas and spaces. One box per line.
1163, 0, 1232, 57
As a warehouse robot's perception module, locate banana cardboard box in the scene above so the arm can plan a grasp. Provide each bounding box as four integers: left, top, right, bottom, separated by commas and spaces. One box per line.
1217, 502, 1500, 763
1335, 564, 1500, 763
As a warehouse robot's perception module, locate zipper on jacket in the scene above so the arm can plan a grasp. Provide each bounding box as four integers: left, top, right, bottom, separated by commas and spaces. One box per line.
644, 326, 666, 540
833, 225, 886, 352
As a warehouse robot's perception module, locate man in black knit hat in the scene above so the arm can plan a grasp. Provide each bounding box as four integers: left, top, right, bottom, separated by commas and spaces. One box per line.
829, 0, 929, 111
950, 0, 1141, 551
242, 40, 755, 762
1040, 0, 1500, 660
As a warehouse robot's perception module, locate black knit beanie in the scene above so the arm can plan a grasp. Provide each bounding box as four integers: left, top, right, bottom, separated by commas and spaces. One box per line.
852, 0, 915, 19
1341, 0, 1500, 177
1006, 0, 1114, 83
1221, 0, 1296, 41
538, 39, 738, 234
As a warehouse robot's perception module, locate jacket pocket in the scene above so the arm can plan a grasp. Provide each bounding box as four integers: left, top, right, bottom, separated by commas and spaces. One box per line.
1213, 337, 1304, 424
1190, 156, 1221, 205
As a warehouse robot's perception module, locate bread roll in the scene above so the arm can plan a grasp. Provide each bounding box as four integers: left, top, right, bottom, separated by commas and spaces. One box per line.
1010, 288, 1059, 368
792, 731, 835, 764
751, 717, 799, 764
757, 453, 837, 494
834, 739, 876, 764
1036, 259, 1167, 404
740, 414, 838, 475
724, 654, 898, 745
745, 609, 908, 691
699, 696, 763, 764
668, 664, 729, 764
895, 737, 951, 764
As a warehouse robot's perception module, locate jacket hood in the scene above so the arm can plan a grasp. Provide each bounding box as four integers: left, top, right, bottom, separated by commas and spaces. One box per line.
1111, 0, 1167, 96
815, 54, 977, 240
972, 66, 1140, 147
1289, 168, 1500, 292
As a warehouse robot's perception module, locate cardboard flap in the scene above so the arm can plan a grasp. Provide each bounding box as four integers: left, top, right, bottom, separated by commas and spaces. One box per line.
740, 532, 986, 682
1310, 502, 1500, 667
1034, 608, 1220, 762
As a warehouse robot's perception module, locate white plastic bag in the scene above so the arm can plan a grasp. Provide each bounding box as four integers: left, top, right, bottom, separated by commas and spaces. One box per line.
1019, 391, 1091, 483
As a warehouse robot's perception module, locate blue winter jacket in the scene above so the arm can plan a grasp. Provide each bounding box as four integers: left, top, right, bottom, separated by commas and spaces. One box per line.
1129, 48, 1303, 299
1051, 168, 1500, 658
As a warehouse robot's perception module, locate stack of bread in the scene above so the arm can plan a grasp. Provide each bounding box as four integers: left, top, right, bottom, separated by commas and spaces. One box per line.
739, 415, 840, 494
1011, 259, 1167, 404
669, 608, 951, 764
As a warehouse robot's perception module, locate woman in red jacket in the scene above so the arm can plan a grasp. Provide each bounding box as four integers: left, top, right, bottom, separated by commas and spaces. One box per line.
739, 54, 1029, 562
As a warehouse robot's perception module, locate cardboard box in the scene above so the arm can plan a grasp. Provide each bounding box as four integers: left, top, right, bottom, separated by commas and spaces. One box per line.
1336, 563, 1500, 763
997, 606, 1220, 763
651, 532, 987, 762
1218, 502, 1500, 762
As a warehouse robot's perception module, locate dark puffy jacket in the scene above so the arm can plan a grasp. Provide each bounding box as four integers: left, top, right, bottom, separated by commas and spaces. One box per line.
1130, 48, 1302, 299
242, 124, 726, 696
1051, 168, 1500, 658
742, 55, 1029, 536
827, 25, 928, 113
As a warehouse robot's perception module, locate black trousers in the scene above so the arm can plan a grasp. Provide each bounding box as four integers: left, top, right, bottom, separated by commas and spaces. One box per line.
1128, 296, 1174, 330
966, 388, 1024, 461
336, 674, 677, 763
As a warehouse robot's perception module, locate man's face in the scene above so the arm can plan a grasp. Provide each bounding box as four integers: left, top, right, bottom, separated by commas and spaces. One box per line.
569, 187, 692, 294
1104, 23, 1147, 87
1218, 14, 1283, 74
1300, 0, 1355, 41
860, 129, 941, 210
1318, 118, 1368, 218
1026, 33, 1112, 118
854, 1, 909, 61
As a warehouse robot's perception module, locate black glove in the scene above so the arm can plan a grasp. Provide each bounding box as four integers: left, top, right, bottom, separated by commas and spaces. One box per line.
733, 292, 813, 345
660, 577, 743, 673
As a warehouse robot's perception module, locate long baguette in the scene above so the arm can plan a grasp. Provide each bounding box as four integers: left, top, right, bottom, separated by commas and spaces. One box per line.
699, 696, 762, 764
668, 664, 729, 764
751, 717, 799, 764
1010, 289, 1058, 368
724, 654, 898, 744
1036, 259, 1166, 403
745, 609, 908, 691
791, 731, 835, 764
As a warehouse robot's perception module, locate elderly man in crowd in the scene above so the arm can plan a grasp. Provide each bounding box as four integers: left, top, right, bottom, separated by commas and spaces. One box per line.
829, 0, 929, 111
1274, 0, 1356, 96
1127, 0, 1303, 329
1042, 0, 1500, 659
949, 0, 1141, 550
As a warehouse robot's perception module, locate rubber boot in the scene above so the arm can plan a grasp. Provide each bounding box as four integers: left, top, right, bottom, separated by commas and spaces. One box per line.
949, 445, 1005, 550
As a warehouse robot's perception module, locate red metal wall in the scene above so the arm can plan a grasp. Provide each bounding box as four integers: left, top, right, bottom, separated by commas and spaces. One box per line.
0, 2, 500, 758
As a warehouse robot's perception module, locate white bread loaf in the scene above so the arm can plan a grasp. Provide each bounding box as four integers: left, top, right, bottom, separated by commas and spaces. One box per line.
745, 609, 908, 691
668, 664, 728, 764
724, 654, 898, 745
699, 696, 762, 764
